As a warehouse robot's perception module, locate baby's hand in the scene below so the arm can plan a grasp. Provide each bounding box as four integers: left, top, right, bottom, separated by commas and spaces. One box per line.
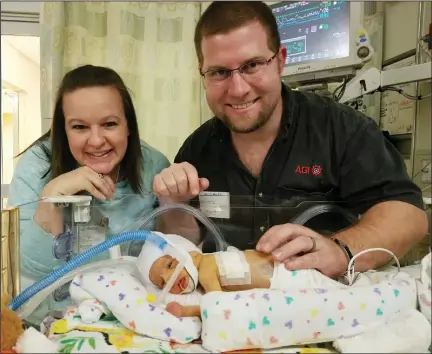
166, 301, 184, 318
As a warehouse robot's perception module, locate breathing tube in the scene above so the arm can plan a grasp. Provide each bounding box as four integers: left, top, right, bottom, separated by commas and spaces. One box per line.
9, 202, 226, 314
289, 203, 359, 226
16, 258, 138, 319
121, 203, 227, 252
8, 231, 184, 312
9, 202, 354, 313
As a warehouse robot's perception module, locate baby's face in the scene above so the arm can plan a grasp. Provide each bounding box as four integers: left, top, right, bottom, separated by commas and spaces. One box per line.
149, 255, 194, 294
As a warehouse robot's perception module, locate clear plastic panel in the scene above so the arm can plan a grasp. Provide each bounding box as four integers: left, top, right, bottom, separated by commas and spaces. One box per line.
4, 192, 358, 323
186, 193, 356, 252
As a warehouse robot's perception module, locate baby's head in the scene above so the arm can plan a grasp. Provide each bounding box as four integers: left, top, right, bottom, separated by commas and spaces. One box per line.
137, 233, 201, 295
148, 253, 200, 294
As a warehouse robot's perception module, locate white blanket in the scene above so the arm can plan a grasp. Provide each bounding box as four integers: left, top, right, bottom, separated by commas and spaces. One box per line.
69, 265, 201, 344
41, 305, 337, 354
200, 272, 419, 352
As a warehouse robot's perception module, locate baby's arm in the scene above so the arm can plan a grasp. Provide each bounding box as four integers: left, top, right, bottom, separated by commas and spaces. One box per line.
166, 302, 201, 319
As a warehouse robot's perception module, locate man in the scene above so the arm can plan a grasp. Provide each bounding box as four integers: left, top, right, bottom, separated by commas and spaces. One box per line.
153, 1, 428, 279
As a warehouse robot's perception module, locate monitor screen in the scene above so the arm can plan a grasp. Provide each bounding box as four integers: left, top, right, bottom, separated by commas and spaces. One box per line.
271, 1, 350, 66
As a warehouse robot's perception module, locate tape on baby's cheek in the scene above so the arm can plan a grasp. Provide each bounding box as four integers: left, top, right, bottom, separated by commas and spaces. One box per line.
215, 251, 251, 287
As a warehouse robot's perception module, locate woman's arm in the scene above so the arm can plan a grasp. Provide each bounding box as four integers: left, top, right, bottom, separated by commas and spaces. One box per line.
10, 170, 65, 236
34, 201, 64, 236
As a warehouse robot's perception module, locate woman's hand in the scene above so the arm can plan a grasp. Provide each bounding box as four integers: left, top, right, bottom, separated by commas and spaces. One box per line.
41, 166, 116, 200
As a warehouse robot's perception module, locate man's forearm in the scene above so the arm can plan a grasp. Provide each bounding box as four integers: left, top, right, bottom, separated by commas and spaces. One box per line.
334, 200, 428, 271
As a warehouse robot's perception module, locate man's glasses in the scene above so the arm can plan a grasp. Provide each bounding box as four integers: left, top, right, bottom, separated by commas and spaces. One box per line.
200, 52, 278, 86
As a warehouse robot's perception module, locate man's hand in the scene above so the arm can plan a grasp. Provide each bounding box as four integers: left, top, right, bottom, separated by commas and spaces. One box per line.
256, 224, 349, 279
152, 162, 209, 203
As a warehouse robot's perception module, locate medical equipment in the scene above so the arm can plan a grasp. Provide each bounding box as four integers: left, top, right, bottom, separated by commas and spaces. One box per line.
339, 62, 432, 103
7, 194, 431, 354
43, 196, 92, 223
12, 201, 359, 312
270, 1, 374, 85
16, 258, 138, 319
118, 202, 227, 257
289, 203, 359, 225
271, 1, 431, 107
48, 199, 227, 301
52, 201, 227, 261
9, 200, 229, 314
8, 230, 186, 312
214, 250, 251, 287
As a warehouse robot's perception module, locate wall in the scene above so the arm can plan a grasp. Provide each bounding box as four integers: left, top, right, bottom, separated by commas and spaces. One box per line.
383, 2, 421, 61
1, 113, 14, 184
1, 2, 41, 13
1, 38, 41, 152
383, 1, 431, 264
383, 1, 431, 197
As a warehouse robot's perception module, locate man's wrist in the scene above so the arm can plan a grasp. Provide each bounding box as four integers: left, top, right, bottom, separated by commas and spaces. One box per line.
332, 238, 354, 262
158, 196, 191, 206
331, 237, 354, 275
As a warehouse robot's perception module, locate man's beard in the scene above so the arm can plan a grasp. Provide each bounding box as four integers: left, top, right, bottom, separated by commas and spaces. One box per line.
220, 100, 278, 134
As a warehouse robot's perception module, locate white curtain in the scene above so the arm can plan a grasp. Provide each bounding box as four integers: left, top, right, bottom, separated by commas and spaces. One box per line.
40, 2, 203, 161
199, 1, 214, 123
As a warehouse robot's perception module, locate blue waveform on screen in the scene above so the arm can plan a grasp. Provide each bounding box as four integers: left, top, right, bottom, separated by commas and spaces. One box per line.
275, 7, 330, 29
286, 40, 306, 56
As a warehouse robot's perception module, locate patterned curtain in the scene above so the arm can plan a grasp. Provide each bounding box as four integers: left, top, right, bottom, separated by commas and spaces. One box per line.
40, 2, 202, 161
199, 1, 214, 123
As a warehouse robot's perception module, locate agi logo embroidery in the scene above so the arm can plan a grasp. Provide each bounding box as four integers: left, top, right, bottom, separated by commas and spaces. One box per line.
295, 165, 322, 176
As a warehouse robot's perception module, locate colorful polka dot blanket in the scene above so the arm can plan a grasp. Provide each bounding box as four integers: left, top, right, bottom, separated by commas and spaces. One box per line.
199, 274, 418, 352
68, 266, 202, 344
59, 263, 421, 353
44, 308, 337, 354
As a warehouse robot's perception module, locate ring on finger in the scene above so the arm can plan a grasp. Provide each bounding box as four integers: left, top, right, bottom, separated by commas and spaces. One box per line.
307, 236, 316, 253
98, 174, 104, 179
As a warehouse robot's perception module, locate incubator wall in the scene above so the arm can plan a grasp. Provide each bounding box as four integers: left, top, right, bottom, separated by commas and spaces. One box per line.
3, 193, 358, 299
1, 193, 428, 325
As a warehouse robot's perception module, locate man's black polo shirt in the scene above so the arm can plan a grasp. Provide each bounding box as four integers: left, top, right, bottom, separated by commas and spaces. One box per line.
174, 85, 424, 251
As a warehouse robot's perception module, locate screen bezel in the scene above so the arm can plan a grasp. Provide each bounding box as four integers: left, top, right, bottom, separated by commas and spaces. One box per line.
269, 1, 364, 77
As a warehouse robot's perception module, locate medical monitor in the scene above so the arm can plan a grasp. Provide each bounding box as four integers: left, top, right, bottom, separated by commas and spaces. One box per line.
270, 1, 371, 84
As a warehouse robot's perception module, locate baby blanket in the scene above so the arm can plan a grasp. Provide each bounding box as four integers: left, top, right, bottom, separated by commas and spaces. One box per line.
200, 272, 418, 352
69, 265, 201, 344
45, 306, 337, 354
46, 306, 204, 353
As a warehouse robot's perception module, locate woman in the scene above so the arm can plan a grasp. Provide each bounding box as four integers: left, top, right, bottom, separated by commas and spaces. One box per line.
7, 65, 170, 325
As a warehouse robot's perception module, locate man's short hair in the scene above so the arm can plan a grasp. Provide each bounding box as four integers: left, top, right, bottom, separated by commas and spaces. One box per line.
194, 1, 281, 67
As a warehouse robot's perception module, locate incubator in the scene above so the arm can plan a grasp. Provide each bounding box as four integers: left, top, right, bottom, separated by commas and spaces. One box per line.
2, 194, 431, 353
6, 194, 356, 312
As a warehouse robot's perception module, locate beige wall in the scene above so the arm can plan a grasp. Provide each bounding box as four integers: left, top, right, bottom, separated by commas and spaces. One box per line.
1, 113, 14, 184
1, 38, 41, 153
383, 1, 431, 195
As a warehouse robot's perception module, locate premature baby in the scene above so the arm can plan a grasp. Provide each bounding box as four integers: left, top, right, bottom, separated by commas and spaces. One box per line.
137, 233, 345, 318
